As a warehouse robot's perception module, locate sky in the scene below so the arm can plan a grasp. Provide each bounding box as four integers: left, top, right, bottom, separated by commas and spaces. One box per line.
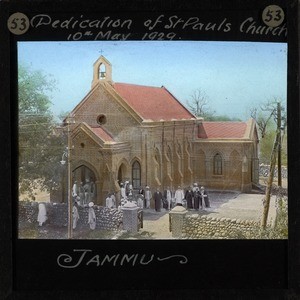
17, 41, 287, 121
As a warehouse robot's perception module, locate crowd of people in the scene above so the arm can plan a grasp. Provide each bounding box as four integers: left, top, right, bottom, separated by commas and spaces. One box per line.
36, 180, 210, 231
115, 182, 210, 213
71, 179, 96, 206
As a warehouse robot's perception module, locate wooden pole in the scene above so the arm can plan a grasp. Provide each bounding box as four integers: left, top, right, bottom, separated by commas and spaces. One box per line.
261, 107, 281, 229
67, 119, 73, 239
277, 102, 282, 187
66, 115, 75, 239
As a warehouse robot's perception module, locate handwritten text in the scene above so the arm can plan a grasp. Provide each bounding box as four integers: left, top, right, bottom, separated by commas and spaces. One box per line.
29, 13, 287, 41
57, 249, 189, 268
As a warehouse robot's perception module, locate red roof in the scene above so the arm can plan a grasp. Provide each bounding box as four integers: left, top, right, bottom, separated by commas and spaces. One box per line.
91, 126, 115, 142
198, 122, 247, 139
113, 83, 195, 121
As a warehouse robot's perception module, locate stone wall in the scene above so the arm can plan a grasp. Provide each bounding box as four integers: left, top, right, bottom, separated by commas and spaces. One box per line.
182, 214, 266, 239
19, 201, 123, 231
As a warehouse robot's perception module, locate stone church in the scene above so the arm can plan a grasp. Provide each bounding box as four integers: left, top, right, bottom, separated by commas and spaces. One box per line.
64, 56, 259, 205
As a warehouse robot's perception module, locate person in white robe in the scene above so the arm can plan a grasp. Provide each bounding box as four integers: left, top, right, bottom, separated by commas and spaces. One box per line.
110, 193, 116, 208
136, 194, 144, 209
164, 187, 172, 210
72, 202, 80, 229
72, 181, 78, 198
88, 202, 96, 230
37, 202, 47, 226
200, 186, 210, 209
145, 186, 152, 209
174, 186, 185, 206
106, 194, 113, 208
120, 183, 126, 199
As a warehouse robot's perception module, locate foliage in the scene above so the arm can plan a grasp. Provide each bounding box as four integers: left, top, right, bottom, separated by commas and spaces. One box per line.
57, 110, 71, 122
250, 98, 287, 165
18, 64, 66, 199
272, 194, 288, 238
206, 115, 241, 121
242, 194, 288, 239
259, 122, 276, 164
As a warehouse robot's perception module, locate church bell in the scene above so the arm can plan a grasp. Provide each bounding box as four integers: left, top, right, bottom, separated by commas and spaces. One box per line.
100, 71, 106, 79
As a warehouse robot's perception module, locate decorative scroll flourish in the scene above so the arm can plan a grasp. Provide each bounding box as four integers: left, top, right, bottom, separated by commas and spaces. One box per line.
157, 255, 188, 264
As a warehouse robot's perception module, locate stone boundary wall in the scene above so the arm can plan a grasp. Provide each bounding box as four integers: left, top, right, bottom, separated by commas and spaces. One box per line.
182, 214, 267, 239
19, 201, 123, 231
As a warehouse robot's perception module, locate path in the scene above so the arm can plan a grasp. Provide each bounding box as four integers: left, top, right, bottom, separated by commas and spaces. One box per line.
138, 192, 277, 239
141, 210, 173, 239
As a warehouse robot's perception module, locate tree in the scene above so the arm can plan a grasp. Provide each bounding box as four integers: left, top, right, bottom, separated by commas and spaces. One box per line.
186, 89, 215, 119
249, 99, 279, 138
18, 64, 65, 199
187, 89, 241, 121
250, 98, 287, 165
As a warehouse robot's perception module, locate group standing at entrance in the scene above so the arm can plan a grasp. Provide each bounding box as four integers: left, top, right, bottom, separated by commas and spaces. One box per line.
72, 179, 96, 206
71, 178, 210, 216
71, 179, 97, 231
128, 183, 210, 213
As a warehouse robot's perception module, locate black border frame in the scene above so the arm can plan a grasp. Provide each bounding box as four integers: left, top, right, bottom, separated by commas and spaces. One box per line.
1, 0, 299, 298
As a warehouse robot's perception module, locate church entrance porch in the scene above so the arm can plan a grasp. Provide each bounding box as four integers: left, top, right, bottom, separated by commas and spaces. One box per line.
72, 165, 97, 205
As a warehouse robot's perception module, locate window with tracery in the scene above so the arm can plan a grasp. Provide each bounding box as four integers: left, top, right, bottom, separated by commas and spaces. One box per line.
214, 153, 223, 175
132, 160, 141, 189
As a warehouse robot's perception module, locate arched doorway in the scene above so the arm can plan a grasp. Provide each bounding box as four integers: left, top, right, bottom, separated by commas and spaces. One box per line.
73, 165, 96, 184
72, 165, 97, 204
118, 163, 127, 185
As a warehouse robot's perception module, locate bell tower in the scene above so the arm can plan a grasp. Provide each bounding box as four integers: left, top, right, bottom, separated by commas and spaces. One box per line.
92, 55, 113, 88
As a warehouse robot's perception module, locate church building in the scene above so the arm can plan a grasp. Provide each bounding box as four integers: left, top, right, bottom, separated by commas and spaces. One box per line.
65, 56, 259, 205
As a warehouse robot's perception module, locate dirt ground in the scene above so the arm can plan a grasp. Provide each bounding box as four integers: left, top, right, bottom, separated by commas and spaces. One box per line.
136, 191, 278, 239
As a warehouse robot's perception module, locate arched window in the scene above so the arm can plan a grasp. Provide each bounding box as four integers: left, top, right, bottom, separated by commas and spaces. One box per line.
214, 153, 223, 175
132, 161, 141, 189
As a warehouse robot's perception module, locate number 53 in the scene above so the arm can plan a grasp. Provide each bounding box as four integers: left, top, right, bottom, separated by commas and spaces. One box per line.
10, 17, 27, 31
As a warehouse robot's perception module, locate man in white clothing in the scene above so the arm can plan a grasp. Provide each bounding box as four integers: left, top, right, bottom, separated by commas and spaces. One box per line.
145, 186, 152, 209
106, 193, 113, 208
163, 186, 172, 210
174, 186, 184, 206
120, 183, 126, 199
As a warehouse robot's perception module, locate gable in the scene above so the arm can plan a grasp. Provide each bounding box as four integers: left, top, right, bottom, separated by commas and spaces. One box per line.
70, 83, 141, 137
72, 122, 116, 147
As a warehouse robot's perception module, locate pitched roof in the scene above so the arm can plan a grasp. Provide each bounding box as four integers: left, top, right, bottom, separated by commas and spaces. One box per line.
113, 83, 195, 121
91, 126, 115, 142
198, 121, 248, 139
